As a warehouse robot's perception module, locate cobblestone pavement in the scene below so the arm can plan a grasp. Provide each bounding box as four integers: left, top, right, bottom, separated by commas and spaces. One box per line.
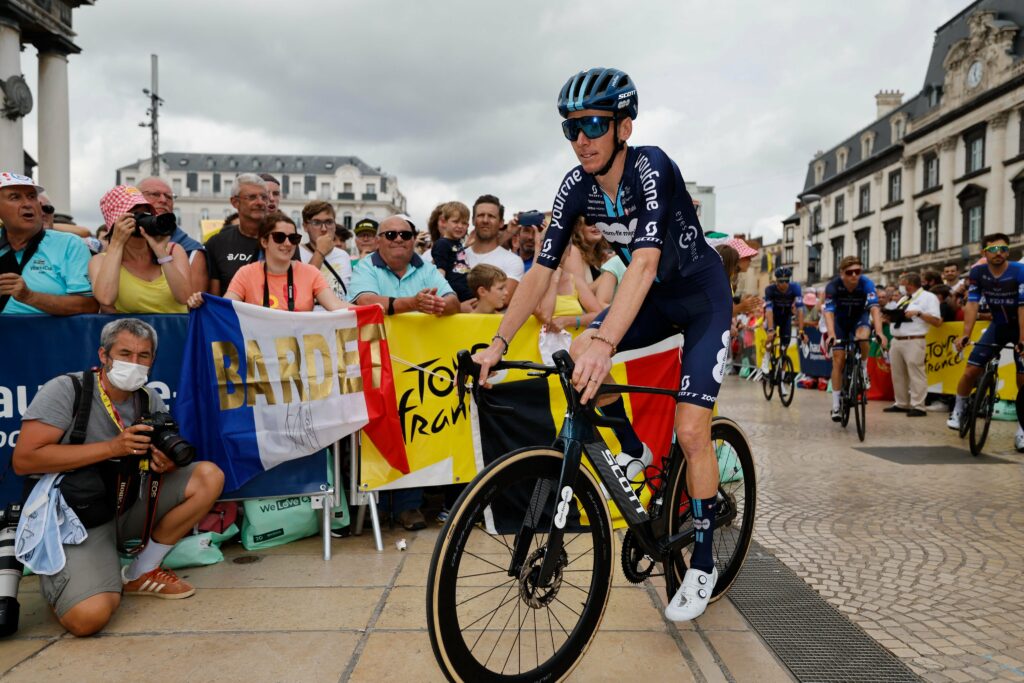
722, 374, 1024, 682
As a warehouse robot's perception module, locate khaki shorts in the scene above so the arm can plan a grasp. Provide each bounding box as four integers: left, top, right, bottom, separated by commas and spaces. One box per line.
40, 464, 196, 617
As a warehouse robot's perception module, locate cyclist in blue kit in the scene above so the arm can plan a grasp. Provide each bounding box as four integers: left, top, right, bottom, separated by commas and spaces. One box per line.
823, 255, 888, 421
947, 233, 1024, 451
474, 68, 732, 622
764, 267, 807, 351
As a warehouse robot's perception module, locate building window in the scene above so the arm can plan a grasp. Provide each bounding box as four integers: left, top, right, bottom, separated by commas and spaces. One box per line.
831, 236, 845, 276
859, 184, 870, 214
924, 153, 939, 189
206, 157, 214, 169
888, 170, 901, 204
200, 178, 211, 195
125, 176, 136, 186
291, 180, 302, 197
200, 208, 210, 221
836, 148, 848, 173
834, 195, 844, 224
784, 246, 793, 263
812, 207, 822, 233
884, 218, 901, 261
964, 126, 986, 174
276, 159, 284, 170
1014, 175, 1024, 234
861, 133, 874, 159
343, 182, 353, 193
297, 159, 304, 170
892, 117, 905, 142
290, 210, 301, 225
253, 158, 261, 169
808, 243, 822, 280
814, 161, 825, 185
366, 183, 375, 195
343, 213, 353, 230
223, 178, 233, 197
920, 207, 939, 253
229, 158, 238, 169
855, 229, 870, 268
172, 178, 182, 196
785, 225, 794, 243
958, 184, 986, 245
320, 182, 331, 200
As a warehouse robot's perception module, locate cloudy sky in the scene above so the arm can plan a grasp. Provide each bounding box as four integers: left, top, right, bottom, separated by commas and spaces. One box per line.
18, 0, 971, 240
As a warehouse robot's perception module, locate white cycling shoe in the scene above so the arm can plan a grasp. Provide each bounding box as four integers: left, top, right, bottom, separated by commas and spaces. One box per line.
664, 566, 717, 622
615, 443, 654, 482
1015, 430, 1024, 453
946, 411, 962, 431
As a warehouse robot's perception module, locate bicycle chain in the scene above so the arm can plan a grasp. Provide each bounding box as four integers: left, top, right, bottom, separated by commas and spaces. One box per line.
620, 530, 656, 584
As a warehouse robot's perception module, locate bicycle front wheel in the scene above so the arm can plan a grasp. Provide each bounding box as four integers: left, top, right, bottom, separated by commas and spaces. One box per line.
665, 417, 756, 602
853, 367, 867, 442
779, 355, 796, 407
840, 359, 853, 428
761, 358, 775, 401
968, 372, 996, 456
427, 447, 613, 682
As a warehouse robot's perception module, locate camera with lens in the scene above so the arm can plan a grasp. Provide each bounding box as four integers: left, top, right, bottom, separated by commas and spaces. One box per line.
133, 212, 177, 238
133, 412, 196, 468
0, 503, 23, 637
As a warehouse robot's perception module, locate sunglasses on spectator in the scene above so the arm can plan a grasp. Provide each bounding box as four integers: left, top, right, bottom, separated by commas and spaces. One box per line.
307, 218, 336, 229
984, 245, 1009, 254
382, 230, 415, 242
843, 269, 862, 276
41, 204, 54, 214
561, 115, 615, 141
268, 232, 302, 245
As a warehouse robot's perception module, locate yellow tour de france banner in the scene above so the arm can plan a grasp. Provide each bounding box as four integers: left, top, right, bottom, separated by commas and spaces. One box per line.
926, 322, 1017, 400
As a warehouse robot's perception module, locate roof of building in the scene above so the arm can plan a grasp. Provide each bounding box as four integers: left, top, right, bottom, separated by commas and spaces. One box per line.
801, 0, 1022, 194
119, 153, 384, 177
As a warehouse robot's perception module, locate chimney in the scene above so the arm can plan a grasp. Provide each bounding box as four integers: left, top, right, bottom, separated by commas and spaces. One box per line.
875, 90, 904, 119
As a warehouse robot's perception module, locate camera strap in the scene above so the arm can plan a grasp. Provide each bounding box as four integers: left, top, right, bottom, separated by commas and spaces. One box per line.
305, 243, 347, 296
262, 262, 295, 311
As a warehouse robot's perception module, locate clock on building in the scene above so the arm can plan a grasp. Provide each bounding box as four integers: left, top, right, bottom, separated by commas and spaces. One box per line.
967, 60, 983, 88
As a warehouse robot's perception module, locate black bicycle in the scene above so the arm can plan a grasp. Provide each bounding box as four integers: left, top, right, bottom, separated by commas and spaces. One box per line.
957, 342, 1011, 456
426, 350, 756, 682
835, 333, 870, 441
761, 333, 795, 407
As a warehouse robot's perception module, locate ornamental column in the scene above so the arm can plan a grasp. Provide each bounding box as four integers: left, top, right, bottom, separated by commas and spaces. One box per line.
37, 48, 71, 211
939, 136, 958, 249
0, 15, 23, 172
986, 112, 1009, 235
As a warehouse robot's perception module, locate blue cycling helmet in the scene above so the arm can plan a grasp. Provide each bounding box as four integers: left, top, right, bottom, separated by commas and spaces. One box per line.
774, 266, 793, 279
558, 68, 638, 120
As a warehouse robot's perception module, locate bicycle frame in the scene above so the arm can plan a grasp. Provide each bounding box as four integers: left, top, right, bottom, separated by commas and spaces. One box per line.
457, 349, 734, 589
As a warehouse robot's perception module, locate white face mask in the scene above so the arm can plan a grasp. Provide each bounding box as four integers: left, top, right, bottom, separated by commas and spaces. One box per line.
106, 360, 150, 392
898, 285, 907, 296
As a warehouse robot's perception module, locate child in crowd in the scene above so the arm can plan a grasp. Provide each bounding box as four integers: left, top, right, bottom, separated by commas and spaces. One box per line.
467, 264, 508, 314
429, 201, 473, 302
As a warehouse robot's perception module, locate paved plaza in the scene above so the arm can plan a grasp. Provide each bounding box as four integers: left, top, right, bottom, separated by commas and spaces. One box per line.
3, 376, 1024, 681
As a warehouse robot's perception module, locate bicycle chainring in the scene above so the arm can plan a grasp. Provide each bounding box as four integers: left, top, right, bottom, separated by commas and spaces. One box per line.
621, 530, 656, 584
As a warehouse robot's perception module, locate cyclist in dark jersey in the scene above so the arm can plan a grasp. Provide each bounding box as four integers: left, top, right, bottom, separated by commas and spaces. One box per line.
474, 68, 731, 623
947, 233, 1024, 451
764, 266, 806, 351
822, 255, 888, 421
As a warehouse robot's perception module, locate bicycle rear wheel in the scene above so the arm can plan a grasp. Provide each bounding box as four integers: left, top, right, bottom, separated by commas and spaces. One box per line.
761, 357, 775, 401
840, 358, 853, 428
427, 447, 613, 682
853, 367, 867, 442
958, 389, 973, 439
779, 355, 796, 407
665, 417, 756, 602
968, 371, 996, 456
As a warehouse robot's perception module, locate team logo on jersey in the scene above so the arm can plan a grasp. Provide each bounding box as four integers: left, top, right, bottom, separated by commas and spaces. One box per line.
712, 330, 730, 384
596, 218, 638, 245
678, 224, 700, 249
680, 374, 691, 391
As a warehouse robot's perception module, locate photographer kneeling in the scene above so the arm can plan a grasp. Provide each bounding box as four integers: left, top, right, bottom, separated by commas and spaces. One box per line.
12, 318, 224, 636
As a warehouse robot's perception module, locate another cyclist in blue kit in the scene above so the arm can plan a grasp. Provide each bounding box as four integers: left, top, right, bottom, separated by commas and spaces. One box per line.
947, 233, 1024, 451
474, 68, 732, 622
822, 255, 888, 421
764, 267, 807, 352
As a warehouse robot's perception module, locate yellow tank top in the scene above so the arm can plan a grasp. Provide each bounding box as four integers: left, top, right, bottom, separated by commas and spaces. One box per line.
553, 292, 584, 317
114, 267, 186, 314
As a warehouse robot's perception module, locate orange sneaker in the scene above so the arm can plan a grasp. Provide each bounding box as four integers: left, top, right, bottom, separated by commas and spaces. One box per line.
121, 566, 196, 599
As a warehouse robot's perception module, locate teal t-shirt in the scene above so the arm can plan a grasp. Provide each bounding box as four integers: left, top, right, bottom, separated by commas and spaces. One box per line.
348, 252, 455, 302
0, 228, 93, 314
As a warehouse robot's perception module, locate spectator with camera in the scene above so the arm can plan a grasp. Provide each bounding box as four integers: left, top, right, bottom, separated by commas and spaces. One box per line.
12, 318, 224, 636
88, 185, 191, 314
0, 172, 97, 316
465, 195, 524, 298
138, 177, 207, 293
204, 174, 269, 295
299, 200, 352, 304
884, 272, 941, 416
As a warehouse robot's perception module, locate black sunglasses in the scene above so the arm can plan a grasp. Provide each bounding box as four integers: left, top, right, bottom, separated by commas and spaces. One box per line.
41, 204, 55, 214
268, 231, 302, 245
561, 115, 615, 142
843, 269, 862, 276
382, 230, 415, 242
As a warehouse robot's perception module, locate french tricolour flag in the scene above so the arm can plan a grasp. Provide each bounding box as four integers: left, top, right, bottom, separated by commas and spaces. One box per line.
175, 295, 407, 491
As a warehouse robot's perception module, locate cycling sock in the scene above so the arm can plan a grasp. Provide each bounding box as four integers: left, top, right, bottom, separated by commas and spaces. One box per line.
861, 360, 868, 376
689, 496, 717, 573
124, 540, 174, 581
954, 395, 967, 414
832, 391, 841, 410
600, 397, 644, 459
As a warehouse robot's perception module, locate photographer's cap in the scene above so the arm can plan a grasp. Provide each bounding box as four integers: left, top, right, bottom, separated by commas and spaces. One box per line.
0, 171, 43, 192
353, 217, 379, 235
100, 185, 152, 229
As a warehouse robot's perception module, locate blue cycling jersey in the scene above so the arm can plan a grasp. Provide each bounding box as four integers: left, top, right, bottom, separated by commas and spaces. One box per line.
823, 275, 879, 320
536, 145, 721, 287
764, 282, 804, 318
966, 262, 1024, 324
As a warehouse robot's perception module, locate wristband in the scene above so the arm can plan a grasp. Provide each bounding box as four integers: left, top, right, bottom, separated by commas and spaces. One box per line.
591, 334, 617, 355
575, 315, 581, 330
492, 334, 510, 355
156, 254, 174, 265
387, 297, 396, 316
